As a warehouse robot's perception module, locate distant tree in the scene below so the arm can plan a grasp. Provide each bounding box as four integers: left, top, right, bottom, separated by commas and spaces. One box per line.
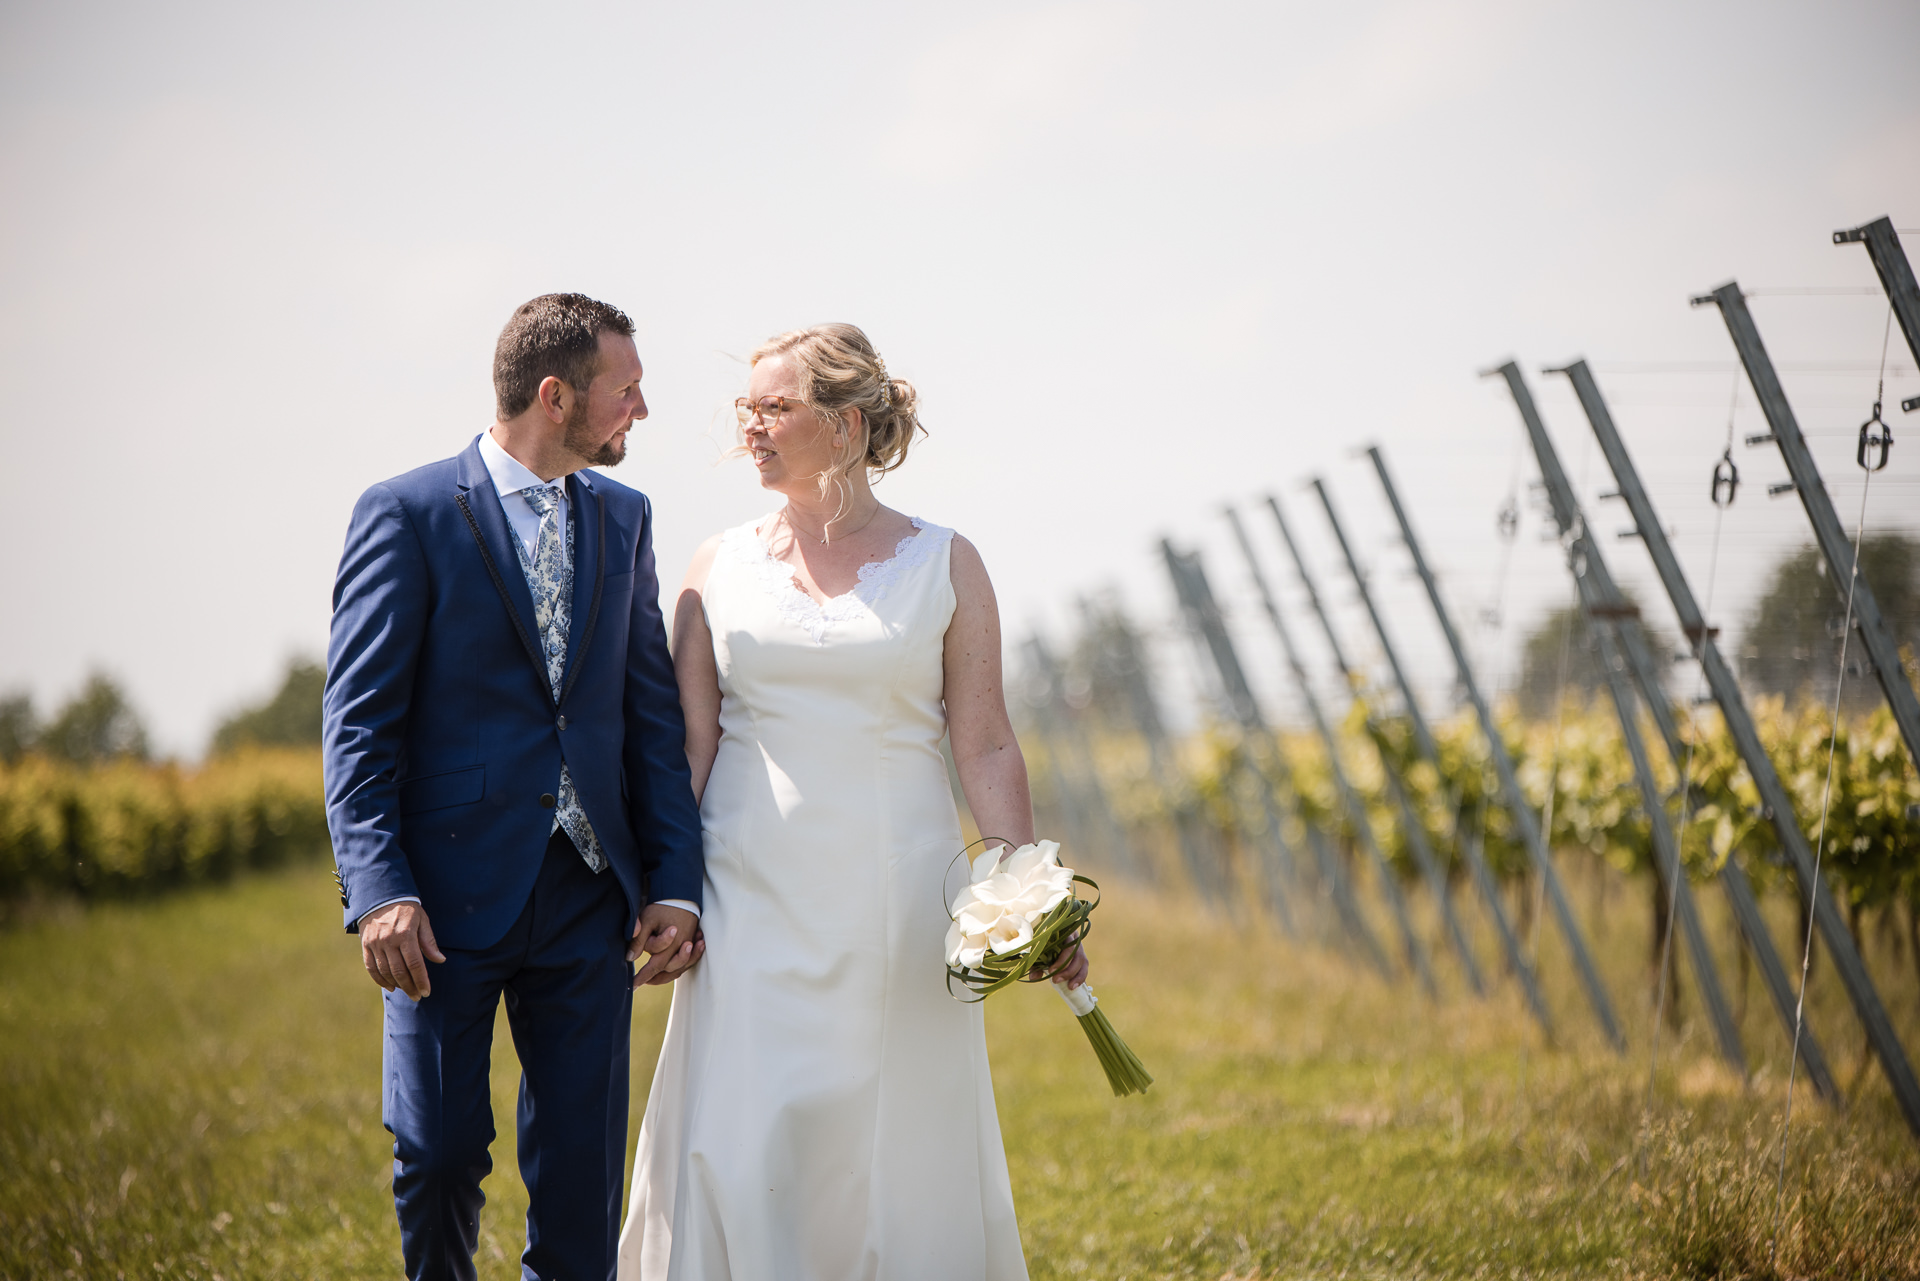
1516, 591, 1672, 719
41, 674, 151, 764
1740, 534, 1919, 710
212, 659, 325, 754
1071, 595, 1148, 737
0, 692, 37, 763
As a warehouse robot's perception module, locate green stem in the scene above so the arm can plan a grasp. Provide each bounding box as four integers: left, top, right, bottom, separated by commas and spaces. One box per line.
1077, 1007, 1154, 1097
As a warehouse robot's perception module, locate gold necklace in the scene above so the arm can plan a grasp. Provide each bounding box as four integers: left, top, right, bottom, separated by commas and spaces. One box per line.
783, 504, 880, 545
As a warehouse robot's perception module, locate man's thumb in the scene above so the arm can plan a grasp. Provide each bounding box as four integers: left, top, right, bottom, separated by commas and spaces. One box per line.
419, 916, 447, 963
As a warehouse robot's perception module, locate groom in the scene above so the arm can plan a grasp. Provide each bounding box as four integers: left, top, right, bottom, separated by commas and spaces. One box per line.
323, 293, 705, 1280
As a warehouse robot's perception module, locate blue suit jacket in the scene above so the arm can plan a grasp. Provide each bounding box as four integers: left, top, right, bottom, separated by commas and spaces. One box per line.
322, 438, 703, 950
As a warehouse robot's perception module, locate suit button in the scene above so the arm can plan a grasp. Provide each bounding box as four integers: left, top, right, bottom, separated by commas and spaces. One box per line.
557, 714, 568, 730
539, 793, 557, 808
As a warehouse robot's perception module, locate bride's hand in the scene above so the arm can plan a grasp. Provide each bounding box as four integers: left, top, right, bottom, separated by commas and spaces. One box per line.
641, 931, 705, 986
631, 903, 704, 987
1038, 942, 1089, 990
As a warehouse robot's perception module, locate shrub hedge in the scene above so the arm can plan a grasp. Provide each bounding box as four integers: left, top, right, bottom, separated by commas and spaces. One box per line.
0, 748, 326, 902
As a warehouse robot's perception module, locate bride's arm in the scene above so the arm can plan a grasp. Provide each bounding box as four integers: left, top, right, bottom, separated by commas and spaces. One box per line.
943, 536, 1031, 847
943, 535, 1090, 989
673, 535, 724, 804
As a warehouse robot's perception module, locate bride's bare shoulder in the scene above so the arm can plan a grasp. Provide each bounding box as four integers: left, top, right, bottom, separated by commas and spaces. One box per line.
681, 531, 728, 594
945, 532, 996, 604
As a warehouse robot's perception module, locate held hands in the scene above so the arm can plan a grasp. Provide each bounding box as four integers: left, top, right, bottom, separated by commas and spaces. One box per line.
630, 903, 704, 988
361, 901, 446, 999
358, 900, 701, 996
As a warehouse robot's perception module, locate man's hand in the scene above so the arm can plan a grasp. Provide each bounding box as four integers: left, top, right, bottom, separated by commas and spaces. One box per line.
629, 903, 703, 988
361, 901, 447, 999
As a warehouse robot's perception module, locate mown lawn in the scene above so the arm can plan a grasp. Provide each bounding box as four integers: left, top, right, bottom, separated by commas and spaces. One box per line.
2, 857, 1916, 1279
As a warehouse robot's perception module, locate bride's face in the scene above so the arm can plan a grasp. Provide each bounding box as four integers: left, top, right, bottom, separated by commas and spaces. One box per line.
743, 355, 842, 493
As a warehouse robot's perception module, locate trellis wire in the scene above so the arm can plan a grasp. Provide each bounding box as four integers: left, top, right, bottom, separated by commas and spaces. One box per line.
1767, 303, 1895, 1268
1518, 461, 1587, 1121
1641, 367, 1742, 1159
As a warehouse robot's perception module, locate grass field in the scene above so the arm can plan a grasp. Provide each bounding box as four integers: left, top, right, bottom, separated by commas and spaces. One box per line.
2, 856, 1917, 1280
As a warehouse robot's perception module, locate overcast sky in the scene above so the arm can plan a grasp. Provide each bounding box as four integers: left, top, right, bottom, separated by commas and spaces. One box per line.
2, 0, 1916, 756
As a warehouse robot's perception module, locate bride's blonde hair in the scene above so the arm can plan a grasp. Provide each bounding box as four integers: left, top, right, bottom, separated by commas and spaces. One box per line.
747, 324, 924, 512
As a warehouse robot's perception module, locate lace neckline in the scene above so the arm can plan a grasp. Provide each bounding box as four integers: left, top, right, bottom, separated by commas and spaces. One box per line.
727, 515, 949, 644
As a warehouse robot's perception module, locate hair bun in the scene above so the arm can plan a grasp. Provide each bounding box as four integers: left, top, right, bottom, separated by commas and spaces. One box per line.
750, 324, 925, 481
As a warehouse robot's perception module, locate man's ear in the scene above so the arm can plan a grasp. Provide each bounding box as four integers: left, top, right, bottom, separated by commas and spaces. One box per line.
536, 375, 572, 425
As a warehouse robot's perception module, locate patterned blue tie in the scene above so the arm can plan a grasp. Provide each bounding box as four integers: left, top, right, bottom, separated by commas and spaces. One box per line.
517, 484, 608, 874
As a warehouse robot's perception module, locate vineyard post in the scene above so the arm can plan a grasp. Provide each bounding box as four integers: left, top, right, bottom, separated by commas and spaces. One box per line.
1076, 596, 1220, 898
1266, 493, 1488, 996
1540, 362, 1839, 1101
1157, 541, 1328, 946
1160, 539, 1387, 968
1026, 633, 1139, 880
1019, 635, 1102, 873
1311, 479, 1554, 1035
1224, 503, 1441, 999
1493, 361, 1748, 1075
1693, 282, 1920, 768
1366, 445, 1629, 1052
1563, 362, 1920, 1138
1835, 216, 1920, 409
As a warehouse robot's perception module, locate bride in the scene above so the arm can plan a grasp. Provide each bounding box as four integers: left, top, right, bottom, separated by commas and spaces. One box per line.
618, 323, 1087, 1280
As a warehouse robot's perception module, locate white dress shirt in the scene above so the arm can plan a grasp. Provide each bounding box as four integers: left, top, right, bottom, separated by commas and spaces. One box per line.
478, 427, 573, 563
356, 430, 698, 929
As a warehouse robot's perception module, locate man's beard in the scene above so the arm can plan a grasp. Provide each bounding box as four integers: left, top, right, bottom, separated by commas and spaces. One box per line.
563, 402, 626, 467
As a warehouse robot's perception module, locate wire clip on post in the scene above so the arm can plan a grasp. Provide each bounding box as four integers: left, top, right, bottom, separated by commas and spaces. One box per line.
1711, 448, 1739, 507
1858, 400, 1893, 472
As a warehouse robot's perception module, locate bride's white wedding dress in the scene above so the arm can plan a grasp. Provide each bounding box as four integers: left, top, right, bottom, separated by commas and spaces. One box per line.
617, 515, 1028, 1281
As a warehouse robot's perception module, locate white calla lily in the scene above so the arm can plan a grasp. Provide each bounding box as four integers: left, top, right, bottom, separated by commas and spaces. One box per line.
987, 914, 1033, 954
943, 841, 1079, 970
940, 836, 1153, 1098
944, 917, 989, 969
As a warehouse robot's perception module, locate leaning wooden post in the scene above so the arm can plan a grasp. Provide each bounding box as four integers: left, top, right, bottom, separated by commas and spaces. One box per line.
1559, 359, 1920, 1138
1365, 445, 1628, 1052
1492, 360, 1747, 1075
1311, 479, 1554, 1035
1534, 359, 1837, 1099
1161, 540, 1389, 964
1223, 503, 1439, 998
1266, 492, 1489, 996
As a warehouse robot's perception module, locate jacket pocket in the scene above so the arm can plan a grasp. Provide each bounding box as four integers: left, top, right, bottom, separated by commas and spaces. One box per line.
398, 764, 486, 815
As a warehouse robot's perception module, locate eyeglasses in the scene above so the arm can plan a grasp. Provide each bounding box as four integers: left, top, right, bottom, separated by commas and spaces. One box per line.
734, 395, 813, 426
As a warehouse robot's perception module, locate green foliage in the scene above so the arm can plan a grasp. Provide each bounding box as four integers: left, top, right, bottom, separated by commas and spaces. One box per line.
211, 659, 326, 755
1517, 593, 1675, 720
1755, 697, 1918, 913
34, 673, 150, 765
1741, 534, 1920, 709
0, 749, 326, 902
1070, 691, 1919, 925
0, 693, 35, 764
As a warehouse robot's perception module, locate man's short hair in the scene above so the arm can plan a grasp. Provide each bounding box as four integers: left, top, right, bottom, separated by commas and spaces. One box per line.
493, 293, 636, 419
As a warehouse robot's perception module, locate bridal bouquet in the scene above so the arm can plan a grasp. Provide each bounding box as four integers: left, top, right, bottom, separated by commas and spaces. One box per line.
944, 839, 1153, 1097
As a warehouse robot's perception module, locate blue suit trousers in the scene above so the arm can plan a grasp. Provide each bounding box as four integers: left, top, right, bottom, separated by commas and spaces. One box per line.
382, 831, 633, 1281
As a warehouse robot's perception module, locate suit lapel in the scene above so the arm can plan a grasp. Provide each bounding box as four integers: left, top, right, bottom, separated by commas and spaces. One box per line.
559, 471, 604, 706
454, 440, 553, 706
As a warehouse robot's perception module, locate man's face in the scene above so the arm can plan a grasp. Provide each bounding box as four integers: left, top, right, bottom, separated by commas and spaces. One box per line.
564, 331, 647, 467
